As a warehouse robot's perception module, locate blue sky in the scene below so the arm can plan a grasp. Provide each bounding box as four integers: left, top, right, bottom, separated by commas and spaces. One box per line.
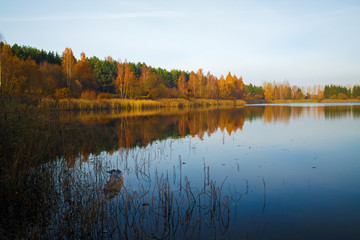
0, 0, 359, 86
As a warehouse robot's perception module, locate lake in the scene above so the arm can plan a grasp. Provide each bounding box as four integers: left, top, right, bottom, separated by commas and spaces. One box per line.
1, 103, 360, 239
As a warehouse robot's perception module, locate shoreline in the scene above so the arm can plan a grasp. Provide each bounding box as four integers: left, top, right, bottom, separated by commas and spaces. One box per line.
1, 95, 360, 112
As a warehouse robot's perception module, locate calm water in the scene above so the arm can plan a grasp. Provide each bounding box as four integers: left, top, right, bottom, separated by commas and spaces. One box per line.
2, 103, 360, 239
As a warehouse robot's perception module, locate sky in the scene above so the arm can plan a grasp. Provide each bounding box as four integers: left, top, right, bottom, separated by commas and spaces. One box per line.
0, 0, 359, 86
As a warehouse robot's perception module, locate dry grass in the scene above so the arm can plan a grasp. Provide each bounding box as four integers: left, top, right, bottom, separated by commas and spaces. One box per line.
39, 98, 162, 111
38, 98, 246, 111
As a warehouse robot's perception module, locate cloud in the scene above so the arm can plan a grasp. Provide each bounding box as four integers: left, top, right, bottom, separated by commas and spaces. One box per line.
0, 11, 180, 22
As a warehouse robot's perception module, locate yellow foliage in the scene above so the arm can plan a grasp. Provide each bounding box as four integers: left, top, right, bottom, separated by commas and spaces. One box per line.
54, 88, 71, 99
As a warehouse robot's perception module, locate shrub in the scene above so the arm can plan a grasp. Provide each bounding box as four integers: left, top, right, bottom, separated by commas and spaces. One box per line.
70, 80, 82, 97
81, 90, 97, 100
54, 88, 71, 99
97, 92, 112, 99
253, 94, 264, 99
337, 93, 348, 100
295, 91, 305, 100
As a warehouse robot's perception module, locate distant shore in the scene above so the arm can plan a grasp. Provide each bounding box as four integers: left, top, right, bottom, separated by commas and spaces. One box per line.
2, 95, 360, 112
264, 99, 360, 104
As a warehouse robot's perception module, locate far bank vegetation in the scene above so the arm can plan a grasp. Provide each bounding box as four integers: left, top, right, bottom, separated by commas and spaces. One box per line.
1, 42, 359, 110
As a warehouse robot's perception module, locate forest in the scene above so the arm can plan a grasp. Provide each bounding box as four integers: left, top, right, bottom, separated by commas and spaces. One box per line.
1, 42, 359, 102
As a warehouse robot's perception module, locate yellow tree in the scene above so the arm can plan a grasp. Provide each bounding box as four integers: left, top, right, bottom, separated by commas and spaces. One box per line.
115, 62, 126, 98
0, 43, 24, 94
238, 76, 245, 98
291, 86, 298, 99
61, 47, 76, 89
283, 81, 291, 99
218, 76, 230, 99
273, 84, 279, 100
264, 82, 274, 101
317, 86, 324, 100
73, 52, 97, 90
22, 58, 41, 94
225, 72, 235, 99
40, 61, 63, 95
114, 61, 136, 98
232, 74, 245, 99
188, 71, 199, 97
196, 68, 207, 98
139, 64, 161, 97
206, 73, 219, 99
125, 64, 137, 98
177, 72, 188, 97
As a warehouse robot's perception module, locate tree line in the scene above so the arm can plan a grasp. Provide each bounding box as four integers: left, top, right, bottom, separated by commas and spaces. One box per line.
0, 42, 359, 100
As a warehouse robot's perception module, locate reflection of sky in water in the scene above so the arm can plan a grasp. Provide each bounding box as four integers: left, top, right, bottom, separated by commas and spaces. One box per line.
99, 104, 360, 239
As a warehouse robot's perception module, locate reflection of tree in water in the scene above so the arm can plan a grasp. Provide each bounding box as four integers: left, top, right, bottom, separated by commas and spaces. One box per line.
324, 104, 360, 119
263, 106, 295, 125
2, 105, 356, 169
57, 105, 360, 166
115, 109, 246, 151
2, 104, 358, 238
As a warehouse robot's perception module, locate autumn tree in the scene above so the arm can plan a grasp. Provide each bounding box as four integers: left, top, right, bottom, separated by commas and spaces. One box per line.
61, 47, 76, 89
273, 84, 279, 100
139, 64, 151, 95
283, 81, 291, 99
114, 62, 126, 98
177, 72, 188, 97
40, 61, 63, 95
139, 64, 162, 97
295, 88, 305, 99
225, 72, 235, 99
218, 76, 230, 99
206, 73, 219, 99
0, 35, 3, 90
264, 82, 274, 101
291, 86, 298, 99
73, 52, 97, 90
188, 71, 199, 97
22, 58, 42, 94
234, 75, 245, 99
0, 43, 24, 94
196, 69, 207, 98
114, 61, 137, 98
221, 72, 245, 99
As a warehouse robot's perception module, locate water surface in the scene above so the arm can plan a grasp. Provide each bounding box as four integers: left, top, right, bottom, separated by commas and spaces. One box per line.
1, 103, 360, 239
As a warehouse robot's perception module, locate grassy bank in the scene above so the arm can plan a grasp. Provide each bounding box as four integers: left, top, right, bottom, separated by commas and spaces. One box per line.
38, 98, 246, 111
3, 95, 360, 112
320, 98, 360, 103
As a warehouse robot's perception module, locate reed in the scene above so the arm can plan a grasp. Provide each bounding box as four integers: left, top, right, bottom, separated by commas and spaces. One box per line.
38, 98, 246, 111
0, 107, 244, 239
0, 145, 246, 239
38, 98, 163, 111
